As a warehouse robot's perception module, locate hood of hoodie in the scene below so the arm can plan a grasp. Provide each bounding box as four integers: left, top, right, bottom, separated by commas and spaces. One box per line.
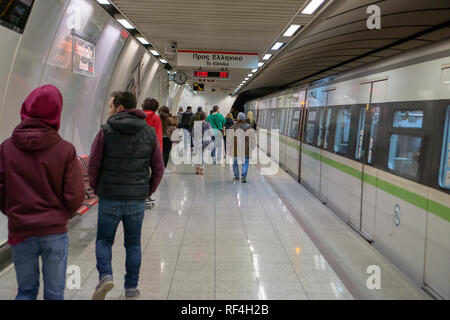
12, 118, 62, 151
108, 108, 147, 135
20, 84, 63, 131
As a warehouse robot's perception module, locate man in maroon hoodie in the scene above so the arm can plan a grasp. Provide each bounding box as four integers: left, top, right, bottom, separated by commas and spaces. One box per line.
0, 84, 85, 300
88, 91, 164, 300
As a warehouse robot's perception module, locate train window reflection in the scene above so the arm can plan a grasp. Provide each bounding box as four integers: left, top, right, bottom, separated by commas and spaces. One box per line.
388, 135, 422, 178
317, 109, 325, 147
334, 108, 351, 155
393, 110, 423, 128
305, 110, 316, 144
280, 109, 287, 135
355, 108, 366, 160
367, 107, 380, 164
323, 109, 332, 149
439, 106, 450, 189
290, 110, 300, 139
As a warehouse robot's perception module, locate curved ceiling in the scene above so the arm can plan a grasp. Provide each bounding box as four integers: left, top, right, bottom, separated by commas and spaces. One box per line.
244, 0, 450, 91
108, 0, 450, 94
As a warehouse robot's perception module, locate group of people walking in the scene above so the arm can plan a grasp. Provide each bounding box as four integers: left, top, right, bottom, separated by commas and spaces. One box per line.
0, 85, 257, 300
175, 105, 257, 181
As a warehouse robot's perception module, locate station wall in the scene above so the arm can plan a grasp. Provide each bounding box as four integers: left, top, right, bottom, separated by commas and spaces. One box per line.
0, 0, 170, 245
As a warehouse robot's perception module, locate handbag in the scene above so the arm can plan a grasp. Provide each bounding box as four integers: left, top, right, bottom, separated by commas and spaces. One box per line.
167, 126, 180, 142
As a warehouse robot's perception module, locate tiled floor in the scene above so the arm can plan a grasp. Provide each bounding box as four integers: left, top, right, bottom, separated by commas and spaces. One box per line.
0, 151, 431, 300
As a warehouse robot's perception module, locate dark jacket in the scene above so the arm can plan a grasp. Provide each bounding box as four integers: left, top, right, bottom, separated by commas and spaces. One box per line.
180, 110, 193, 129
88, 109, 164, 200
0, 85, 85, 245
225, 118, 235, 130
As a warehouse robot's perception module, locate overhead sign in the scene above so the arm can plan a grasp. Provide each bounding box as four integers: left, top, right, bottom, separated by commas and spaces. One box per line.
178, 50, 258, 69
72, 36, 95, 77
193, 83, 204, 91
193, 70, 230, 80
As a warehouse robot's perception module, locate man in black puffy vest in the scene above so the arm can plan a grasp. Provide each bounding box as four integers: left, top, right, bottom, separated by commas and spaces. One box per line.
88, 91, 164, 300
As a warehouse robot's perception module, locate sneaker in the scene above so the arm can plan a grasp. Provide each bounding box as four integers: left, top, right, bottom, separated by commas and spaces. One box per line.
241, 177, 247, 183
233, 177, 240, 182
125, 288, 140, 300
92, 275, 114, 300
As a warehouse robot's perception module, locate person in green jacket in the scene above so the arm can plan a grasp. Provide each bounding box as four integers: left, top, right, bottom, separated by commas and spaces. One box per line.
206, 105, 226, 164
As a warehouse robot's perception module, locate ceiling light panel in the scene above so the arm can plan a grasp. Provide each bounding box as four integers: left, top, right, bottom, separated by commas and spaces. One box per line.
271, 42, 285, 50
137, 37, 149, 45
283, 24, 301, 37
302, 0, 326, 14
117, 19, 134, 29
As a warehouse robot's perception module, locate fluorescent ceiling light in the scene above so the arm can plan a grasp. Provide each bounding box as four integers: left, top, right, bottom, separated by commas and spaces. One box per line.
159, 59, 167, 64
258, 62, 264, 67
251, 69, 257, 72
150, 50, 160, 56
263, 54, 272, 60
248, 74, 253, 77
137, 37, 149, 45
96, 0, 110, 4
302, 0, 326, 14
283, 24, 301, 37
271, 42, 285, 51
245, 77, 249, 80
117, 19, 134, 29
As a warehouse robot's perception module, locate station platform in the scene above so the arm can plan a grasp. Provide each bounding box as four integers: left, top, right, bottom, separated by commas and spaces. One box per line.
0, 152, 431, 300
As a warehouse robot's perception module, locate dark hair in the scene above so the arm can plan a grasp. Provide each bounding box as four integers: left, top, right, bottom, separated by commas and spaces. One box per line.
187, 106, 192, 111
142, 97, 159, 111
199, 112, 207, 121
209, 110, 214, 115
212, 105, 219, 112
158, 106, 170, 114
112, 91, 137, 110
197, 106, 202, 113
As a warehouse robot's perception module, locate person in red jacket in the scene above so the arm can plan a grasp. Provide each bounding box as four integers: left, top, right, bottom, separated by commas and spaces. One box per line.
0, 84, 85, 300
142, 97, 163, 153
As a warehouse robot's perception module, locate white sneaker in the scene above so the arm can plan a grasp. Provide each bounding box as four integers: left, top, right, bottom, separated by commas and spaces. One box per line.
164, 169, 171, 174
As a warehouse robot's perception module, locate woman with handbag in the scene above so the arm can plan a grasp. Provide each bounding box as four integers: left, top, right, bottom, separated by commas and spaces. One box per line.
159, 106, 178, 173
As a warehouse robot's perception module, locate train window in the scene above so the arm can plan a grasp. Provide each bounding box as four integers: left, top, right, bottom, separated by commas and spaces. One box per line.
367, 107, 380, 164
270, 110, 277, 130
439, 106, 450, 189
355, 108, 366, 160
280, 109, 287, 135
393, 110, 423, 129
323, 109, 332, 150
305, 110, 316, 144
388, 134, 422, 179
317, 109, 325, 147
334, 108, 351, 155
0, 0, 34, 34
290, 110, 300, 139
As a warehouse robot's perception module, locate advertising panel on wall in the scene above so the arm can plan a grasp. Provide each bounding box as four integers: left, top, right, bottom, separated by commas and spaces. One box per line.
0, 0, 34, 34
72, 33, 95, 77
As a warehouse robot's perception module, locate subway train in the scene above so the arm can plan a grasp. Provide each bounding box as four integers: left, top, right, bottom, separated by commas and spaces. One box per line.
245, 37, 450, 299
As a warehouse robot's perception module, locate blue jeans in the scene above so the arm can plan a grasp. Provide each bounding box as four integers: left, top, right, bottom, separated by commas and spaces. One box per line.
233, 157, 250, 179
96, 198, 145, 289
11, 233, 68, 300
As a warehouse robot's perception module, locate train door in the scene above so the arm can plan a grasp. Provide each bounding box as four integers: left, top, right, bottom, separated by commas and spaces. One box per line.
356, 79, 387, 240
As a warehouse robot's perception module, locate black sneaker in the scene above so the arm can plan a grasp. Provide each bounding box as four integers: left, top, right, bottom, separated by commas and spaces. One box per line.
233, 177, 240, 182
92, 275, 114, 300
241, 177, 247, 183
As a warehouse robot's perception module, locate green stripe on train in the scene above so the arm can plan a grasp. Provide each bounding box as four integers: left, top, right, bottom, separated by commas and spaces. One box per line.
291, 143, 450, 222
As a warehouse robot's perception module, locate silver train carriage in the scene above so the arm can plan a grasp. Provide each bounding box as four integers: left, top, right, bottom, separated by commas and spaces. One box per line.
245, 37, 450, 299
